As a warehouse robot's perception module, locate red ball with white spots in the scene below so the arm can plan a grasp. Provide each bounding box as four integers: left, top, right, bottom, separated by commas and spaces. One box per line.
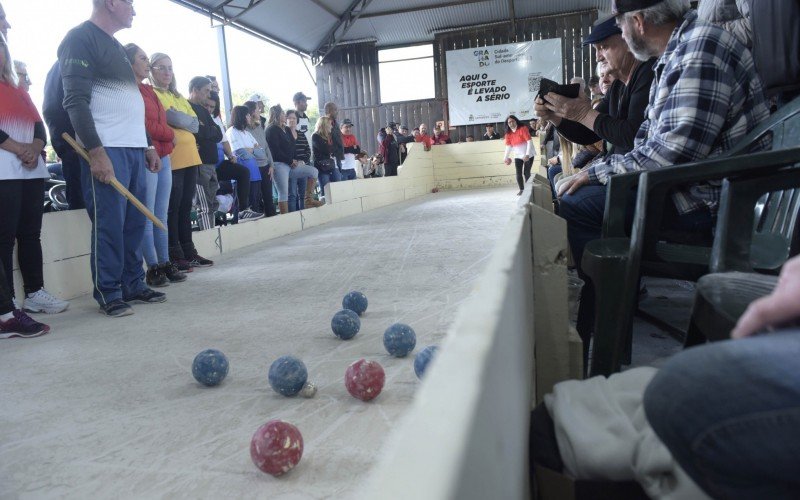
345, 359, 385, 401
250, 420, 304, 476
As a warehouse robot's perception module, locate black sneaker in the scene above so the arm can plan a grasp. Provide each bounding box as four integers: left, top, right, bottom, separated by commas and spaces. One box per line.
189, 254, 214, 267
124, 289, 167, 304
100, 300, 134, 317
0, 310, 51, 338
146, 265, 169, 288
163, 262, 187, 283
174, 258, 194, 272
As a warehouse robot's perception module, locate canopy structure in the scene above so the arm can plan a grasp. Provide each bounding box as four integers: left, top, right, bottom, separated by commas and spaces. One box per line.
169, 0, 608, 64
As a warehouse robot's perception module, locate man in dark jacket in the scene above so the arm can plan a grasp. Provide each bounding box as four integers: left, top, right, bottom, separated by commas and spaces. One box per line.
188, 76, 222, 230
42, 61, 84, 210
482, 124, 501, 140
380, 122, 401, 176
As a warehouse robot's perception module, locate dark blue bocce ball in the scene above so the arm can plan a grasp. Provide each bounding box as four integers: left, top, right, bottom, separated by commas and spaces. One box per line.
342, 291, 368, 316
331, 309, 361, 340
268, 356, 308, 397
383, 323, 417, 357
414, 345, 439, 379
192, 349, 229, 387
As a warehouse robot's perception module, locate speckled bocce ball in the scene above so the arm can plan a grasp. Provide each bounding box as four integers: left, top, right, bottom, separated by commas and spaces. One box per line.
414, 345, 439, 379
331, 309, 361, 340
192, 349, 229, 386
268, 356, 308, 397
342, 291, 368, 316
345, 359, 385, 401
250, 420, 304, 476
383, 323, 417, 357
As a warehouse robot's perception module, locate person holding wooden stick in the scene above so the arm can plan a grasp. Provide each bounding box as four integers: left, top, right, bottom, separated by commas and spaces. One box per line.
58, 0, 165, 317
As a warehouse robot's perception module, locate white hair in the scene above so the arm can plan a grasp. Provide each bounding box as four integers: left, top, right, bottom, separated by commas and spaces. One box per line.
626, 0, 690, 25
596, 61, 606, 76
0, 34, 17, 86
13, 59, 24, 72
570, 76, 586, 94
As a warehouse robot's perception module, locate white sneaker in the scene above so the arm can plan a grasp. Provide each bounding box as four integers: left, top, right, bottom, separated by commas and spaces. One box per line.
23, 288, 70, 314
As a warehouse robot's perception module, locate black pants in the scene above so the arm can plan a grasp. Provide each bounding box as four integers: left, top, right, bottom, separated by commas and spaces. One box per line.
258, 166, 276, 216
0, 264, 13, 314
0, 179, 45, 297
385, 163, 399, 177
529, 403, 565, 473
168, 166, 198, 261
216, 160, 250, 211
515, 158, 533, 191
60, 150, 85, 210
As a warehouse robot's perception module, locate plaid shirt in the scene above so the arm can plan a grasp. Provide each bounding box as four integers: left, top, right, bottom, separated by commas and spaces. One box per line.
587, 10, 770, 214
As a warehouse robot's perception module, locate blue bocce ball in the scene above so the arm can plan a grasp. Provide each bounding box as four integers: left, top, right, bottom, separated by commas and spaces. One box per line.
268, 356, 308, 397
331, 309, 361, 340
192, 349, 229, 387
342, 291, 368, 316
414, 345, 439, 379
383, 323, 417, 357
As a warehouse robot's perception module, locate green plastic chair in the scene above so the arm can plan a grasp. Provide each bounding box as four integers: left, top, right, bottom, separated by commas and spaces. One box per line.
582, 96, 800, 377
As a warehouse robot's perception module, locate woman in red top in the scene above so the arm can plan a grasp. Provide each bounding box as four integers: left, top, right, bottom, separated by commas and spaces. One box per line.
503, 115, 534, 195
125, 44, 185, 288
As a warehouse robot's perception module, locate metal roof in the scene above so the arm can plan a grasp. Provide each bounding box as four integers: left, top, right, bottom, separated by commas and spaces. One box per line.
169, 0, 609, 63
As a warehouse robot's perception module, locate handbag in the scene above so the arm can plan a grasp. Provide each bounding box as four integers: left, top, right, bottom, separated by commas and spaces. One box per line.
316, 156, 336, 173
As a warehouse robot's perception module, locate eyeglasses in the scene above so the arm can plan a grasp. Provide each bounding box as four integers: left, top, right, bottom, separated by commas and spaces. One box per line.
151, 65, 173, 72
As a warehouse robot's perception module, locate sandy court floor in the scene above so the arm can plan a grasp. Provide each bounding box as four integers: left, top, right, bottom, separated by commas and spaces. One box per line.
0, 187, 519, 499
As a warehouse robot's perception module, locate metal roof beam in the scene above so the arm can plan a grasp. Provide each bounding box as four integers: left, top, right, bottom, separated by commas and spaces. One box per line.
311, 0, 376, 65
359, 0, 491, 19
210, 0, 267, 24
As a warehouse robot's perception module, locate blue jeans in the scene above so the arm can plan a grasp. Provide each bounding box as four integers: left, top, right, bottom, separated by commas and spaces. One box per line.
142, 155, 172, 267
318, 168, 341, 199
340, 168, 357, 181
547, 163, 562, 201
273, 162, 318, 203
80, 147, 148, 305
644, 331, 800, 499
288, 177, 307, 212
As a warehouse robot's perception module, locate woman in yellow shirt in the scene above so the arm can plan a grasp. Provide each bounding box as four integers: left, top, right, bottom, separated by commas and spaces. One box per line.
149, 52, 212, 270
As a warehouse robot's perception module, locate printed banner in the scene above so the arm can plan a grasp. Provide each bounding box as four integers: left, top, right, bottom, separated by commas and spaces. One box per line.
446, 39, 562, 126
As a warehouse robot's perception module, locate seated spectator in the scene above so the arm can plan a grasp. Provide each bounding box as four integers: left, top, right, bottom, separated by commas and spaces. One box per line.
226, 105, 266, 218
547, 0, 769, 360
12, 59, 28, 92
432, 124, 451, 145
340, 119, 360, 181
150, 52, 213, 270
355, 152, 369, 179
244, 100, 276, 217
588, 73, 602, 98
366, 153, 385, 178
502, 115, 534, 196
483, 123, 501, 140
285, 109, 312, 212
312, 116, 341, 197
379, 122, 401, 176
0, 264, 50, 338
598, 62, 615, 95
265, 104, 323, 213
465, 135, 475, 142
43, 60, 84, 210
0, 35, 69, 315
206, 92, 261, 221
187, 76, 222, 231
124, 43, 185, 287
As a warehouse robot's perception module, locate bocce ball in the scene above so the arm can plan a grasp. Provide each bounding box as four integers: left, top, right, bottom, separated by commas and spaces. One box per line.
192, 349, 229, 386
345, 359, 385, 401
414, 345, 439, 379
331, 309, 361, 340
342, 291, 368, 316
383, 323, 416, 357
250, 420, 304, 476
268, 356, 308, 397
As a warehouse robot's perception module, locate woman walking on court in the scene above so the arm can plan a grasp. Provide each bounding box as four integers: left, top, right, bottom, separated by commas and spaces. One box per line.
503, 114, 534, 196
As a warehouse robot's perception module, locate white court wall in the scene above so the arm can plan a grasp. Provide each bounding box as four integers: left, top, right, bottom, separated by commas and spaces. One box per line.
18, 139, 531, 301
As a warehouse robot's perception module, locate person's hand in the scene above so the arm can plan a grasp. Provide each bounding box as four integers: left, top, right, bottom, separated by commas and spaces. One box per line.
88, 146, 115, 184
172, 137, 177, 147
16, 142, 38, 166
268, 166, 274, 179
534, 97, 558, 123
522, 155, 530, 162
145, 148, 161, 173
229, 155, 237, 164
548, 156, 559, 166
504, 158, 512, 166
544, 93, 592, 123
556, 169, 590, 197
731, 255, 800, 339
290, 160, 298, 168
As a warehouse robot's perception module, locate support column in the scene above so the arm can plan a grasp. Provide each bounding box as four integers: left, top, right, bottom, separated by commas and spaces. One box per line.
216, 24, 234, 122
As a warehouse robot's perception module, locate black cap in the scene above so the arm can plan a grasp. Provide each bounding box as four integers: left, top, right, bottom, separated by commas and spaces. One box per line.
292, 91, 311, 102
342, 118, 353, 126
387, 121, 396, 129
400, 124, 409, 131
485, 123, 495, 128
611, 0, 664, 15
583, 17, 623, 46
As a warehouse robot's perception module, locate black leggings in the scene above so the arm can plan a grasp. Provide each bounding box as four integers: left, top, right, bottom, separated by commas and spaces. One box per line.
0, 179, 45, 297
168, 166, 198, 260
515, 158, 533, 191
258, 166, 276, 216
216, 160, 250, 211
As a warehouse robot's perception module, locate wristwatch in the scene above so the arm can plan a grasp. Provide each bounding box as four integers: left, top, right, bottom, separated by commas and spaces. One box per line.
147, 146, 156, 151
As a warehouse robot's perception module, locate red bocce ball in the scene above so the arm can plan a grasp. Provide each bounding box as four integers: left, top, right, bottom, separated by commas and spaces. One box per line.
345, 359, 385, 401
250, 420, 304, 476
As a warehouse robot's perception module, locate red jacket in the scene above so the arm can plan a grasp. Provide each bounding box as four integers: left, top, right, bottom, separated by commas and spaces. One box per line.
416, 134, 433, 148
139, 83, 174, 158
504, 126, 531, 147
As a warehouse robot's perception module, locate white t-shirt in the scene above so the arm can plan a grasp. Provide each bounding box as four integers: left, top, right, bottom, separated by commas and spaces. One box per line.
226, 127, 258, 152
0, 118, 48, 180
214, 116, 228, 144
342, 153, 357, 171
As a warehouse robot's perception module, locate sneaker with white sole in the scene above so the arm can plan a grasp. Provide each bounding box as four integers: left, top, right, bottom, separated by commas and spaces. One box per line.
238, 209, 264, 221
0, 310, 51, 338
23, 288, 70, 314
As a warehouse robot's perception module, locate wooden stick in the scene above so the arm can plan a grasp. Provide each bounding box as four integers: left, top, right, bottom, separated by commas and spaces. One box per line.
61, 133, 166, 231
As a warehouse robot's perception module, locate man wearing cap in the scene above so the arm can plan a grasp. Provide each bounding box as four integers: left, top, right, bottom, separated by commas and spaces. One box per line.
340, 119, 360, 181
548, 0, 769, 356
291, 91, 313, 209
482, 124, 501, 140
